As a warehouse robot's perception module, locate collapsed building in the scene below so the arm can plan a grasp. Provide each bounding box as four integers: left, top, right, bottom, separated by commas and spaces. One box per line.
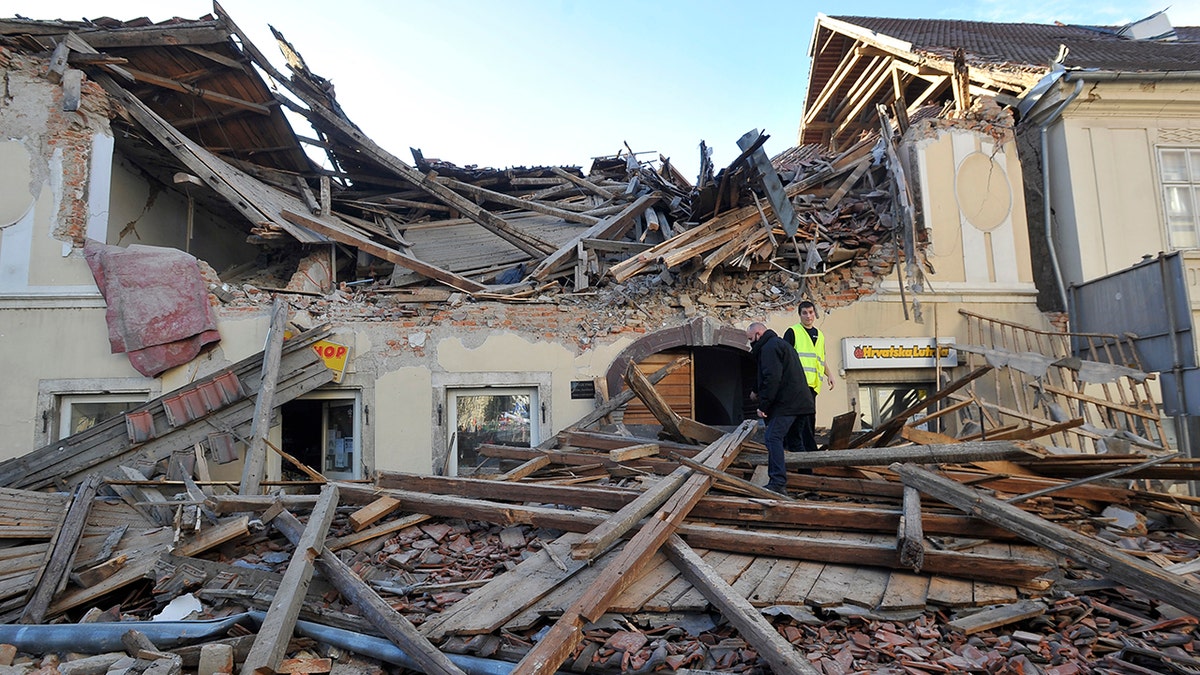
0, 5, 1198, 675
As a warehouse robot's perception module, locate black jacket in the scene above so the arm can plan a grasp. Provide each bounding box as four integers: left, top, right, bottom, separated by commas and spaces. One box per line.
750, 329, 815, 417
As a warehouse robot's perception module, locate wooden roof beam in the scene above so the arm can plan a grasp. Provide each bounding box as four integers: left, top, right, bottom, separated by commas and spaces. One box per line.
116, 66, 272, 115
802, 48, 866, 128
827, 55, 890, 125
829, 59, 896, 143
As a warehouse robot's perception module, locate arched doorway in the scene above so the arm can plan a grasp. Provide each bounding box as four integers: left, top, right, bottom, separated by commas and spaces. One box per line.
605, 317, 756, 427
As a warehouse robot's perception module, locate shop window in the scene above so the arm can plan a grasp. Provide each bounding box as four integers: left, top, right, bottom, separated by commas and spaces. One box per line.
280, 392, 361, 480
859, 383, 933, 430
1158, 147, 1200, 249
447, 388, 538, 476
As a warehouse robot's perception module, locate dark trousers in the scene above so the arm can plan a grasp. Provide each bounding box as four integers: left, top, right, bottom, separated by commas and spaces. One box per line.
764, 413, 800, 491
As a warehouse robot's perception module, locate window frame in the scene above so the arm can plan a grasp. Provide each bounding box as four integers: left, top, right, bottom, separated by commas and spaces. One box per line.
36, 378, 159, 447
1156, 146, 1200, 250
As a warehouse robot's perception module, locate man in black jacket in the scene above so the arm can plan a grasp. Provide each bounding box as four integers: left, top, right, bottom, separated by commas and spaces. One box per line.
746, 322, 815, 495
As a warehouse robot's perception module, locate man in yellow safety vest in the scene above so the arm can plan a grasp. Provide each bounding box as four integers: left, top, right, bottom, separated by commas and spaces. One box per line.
784, 300, 835, 452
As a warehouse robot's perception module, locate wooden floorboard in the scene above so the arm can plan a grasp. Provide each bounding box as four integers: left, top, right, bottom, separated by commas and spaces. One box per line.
748, 558, 800, 607
879, 571, 930, 610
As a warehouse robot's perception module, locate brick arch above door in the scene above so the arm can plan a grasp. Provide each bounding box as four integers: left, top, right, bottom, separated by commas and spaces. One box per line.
604, 316, 749, 397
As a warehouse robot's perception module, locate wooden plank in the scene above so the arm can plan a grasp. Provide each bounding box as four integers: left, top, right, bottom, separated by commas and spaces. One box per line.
609, 552, 677, 613
898, 486, 925, 571
878, 571, 929, 611
48, 528, 176, 616
439, 177, 600, 226
175, 516, 249, 558
348, 497, 401, 532
644, 551, 722, 612
568, 431, 726, 562
241, 485, 339, 675
505, 546, 621, 631
805, 563, 860, 608
774, 561, 825, 606
748, 558, 799, 606
326, 513, 430, 552
668, 550, 738, 612
926, 575, 975, 607
895, 462, 1200, 616
528, 194, 657, 280
622, 356, 687, 442
511, 424, 753, 675
419, 533, 589, 641
729, 556, 777, 599
947, 599, 1046, 634
973, 579, 1019, 605
665, 537, 820, 675
842, 567, 890, 609
608, 443, 659, 463
118, 66, 271, 115
240, 299, 288, 496
281, 210, 487, 294
563, 356, 690, 434
20, 474, 101, 623
786, 440, 1040, 470
111, 466, 174, 525
272, 509, 465, 675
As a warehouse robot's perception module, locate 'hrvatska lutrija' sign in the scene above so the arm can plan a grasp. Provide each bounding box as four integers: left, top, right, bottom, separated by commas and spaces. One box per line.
841, 338, 957, 370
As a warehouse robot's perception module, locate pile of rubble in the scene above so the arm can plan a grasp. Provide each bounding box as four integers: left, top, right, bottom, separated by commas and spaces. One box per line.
0, 350, 1195, 674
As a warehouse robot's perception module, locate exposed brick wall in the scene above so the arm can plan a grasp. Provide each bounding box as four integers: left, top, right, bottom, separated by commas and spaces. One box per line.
3, 50, 114, 245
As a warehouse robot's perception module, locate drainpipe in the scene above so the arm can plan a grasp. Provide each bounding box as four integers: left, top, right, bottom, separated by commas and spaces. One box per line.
1035, 76, 1084, 312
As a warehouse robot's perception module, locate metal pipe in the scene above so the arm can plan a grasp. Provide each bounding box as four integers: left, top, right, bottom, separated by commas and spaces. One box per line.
0, 614, 255, 652
0, 612, 546, 675
1036, 77, 1084, 312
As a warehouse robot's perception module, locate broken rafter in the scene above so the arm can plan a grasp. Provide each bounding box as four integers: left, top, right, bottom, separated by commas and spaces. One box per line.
280, 210, 487, 293
115, 65, 272, 115
893, 463, 1200, 617
528, 194, 658, 281
784, 439, 1040, 469
511, 422, 753, 675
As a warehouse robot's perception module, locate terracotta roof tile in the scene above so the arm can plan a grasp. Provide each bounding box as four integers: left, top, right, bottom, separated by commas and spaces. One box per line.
832, 16, 1200, 73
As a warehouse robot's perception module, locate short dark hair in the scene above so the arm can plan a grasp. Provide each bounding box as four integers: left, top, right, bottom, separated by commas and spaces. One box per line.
798, 300, 816, 315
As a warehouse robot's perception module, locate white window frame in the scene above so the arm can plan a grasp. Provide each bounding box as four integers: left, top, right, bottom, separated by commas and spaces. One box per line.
36, 378, 159, 447
446, 386, 540, 476
1157, 146, 1200, 250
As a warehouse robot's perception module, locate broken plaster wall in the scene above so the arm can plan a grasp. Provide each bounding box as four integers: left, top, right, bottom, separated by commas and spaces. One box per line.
0, 48, 149, 460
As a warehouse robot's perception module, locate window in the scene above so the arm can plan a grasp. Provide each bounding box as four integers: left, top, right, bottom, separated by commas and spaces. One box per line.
447, 387, 539, 476
57, 393, 146, 440
859, 383, 933, 430
1158, 147, 1200, 249
37, 379, 158, 448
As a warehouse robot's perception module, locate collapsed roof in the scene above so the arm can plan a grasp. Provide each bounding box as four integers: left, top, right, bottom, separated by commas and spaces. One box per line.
0, 5, 904, 302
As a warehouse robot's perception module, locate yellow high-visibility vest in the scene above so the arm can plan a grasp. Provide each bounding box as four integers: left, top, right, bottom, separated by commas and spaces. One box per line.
790, 322, 826, 394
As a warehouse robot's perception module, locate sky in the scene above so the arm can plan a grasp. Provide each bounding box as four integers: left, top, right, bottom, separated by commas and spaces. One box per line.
15, 1, 1200, 180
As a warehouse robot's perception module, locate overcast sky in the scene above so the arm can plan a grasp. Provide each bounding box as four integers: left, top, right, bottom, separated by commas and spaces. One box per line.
19, 1, 1200, 179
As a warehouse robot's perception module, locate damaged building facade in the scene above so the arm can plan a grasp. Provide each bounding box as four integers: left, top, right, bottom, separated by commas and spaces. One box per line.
0, 7, 1188, 489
